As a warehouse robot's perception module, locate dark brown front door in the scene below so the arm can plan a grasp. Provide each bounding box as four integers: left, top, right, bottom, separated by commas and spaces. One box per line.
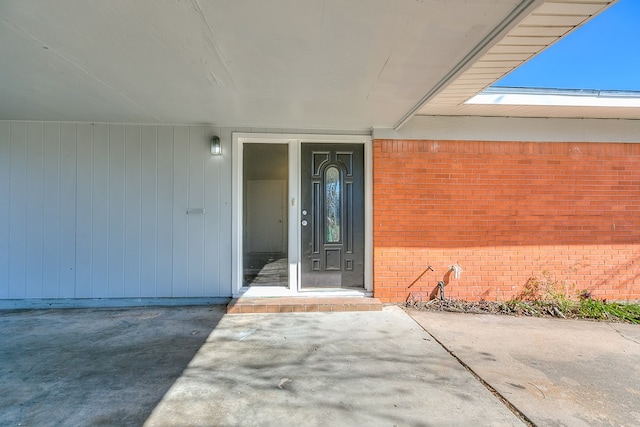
300, 143, 364, 288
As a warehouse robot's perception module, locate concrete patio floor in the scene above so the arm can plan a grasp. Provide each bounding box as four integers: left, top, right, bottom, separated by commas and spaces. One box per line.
1, 304, 638, 426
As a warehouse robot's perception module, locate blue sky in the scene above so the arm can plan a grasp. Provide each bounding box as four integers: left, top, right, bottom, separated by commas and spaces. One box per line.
494, 0, 640, 91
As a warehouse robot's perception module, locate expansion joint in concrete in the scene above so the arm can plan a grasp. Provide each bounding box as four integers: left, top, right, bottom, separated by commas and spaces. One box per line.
409, 313, 537, 427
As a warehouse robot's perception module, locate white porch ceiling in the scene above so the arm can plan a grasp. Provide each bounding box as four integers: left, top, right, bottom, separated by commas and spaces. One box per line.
0, 0, 539, 129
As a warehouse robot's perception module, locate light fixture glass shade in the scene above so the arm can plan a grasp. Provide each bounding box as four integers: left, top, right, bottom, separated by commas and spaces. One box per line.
210, 136, 222, 155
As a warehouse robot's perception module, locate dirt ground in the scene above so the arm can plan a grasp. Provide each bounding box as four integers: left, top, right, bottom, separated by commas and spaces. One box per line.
407, 298, 512, 314
404, 297, 634, 322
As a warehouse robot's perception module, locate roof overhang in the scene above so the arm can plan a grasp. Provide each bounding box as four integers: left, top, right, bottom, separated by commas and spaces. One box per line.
412, 0, 637, 124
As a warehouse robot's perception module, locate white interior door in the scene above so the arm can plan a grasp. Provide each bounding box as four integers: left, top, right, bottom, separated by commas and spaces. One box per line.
246, 179, 286, 253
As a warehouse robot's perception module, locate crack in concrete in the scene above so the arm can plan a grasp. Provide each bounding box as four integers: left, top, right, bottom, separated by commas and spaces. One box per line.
608, 323, 640, 346
411, 316, 536, 427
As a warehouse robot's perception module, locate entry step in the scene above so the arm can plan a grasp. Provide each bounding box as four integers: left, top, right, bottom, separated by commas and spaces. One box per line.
227, 297, 383, 314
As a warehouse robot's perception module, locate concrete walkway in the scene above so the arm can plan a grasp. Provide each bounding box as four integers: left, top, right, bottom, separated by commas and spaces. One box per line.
144, 306, 521, 426
408, 310, 640, 427
1, 305, 522, 426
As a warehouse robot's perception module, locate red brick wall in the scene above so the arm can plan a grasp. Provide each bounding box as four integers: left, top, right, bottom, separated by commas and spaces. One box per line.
373, 139, 640, 303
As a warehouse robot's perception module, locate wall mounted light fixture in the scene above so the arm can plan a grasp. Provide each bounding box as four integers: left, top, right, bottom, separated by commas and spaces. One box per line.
210, 136, 222, 156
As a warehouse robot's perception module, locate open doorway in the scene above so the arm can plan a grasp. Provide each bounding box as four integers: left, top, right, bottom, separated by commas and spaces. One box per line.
242, 143, 288, 286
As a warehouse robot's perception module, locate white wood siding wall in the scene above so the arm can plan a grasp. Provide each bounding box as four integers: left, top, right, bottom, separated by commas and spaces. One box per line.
0, 122, 231, 299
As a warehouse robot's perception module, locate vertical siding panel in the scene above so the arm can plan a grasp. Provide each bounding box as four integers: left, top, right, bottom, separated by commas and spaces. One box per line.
75, 124, 93, 298
124, 125, 142, 297
9, 123, 27, 298
140, 126, 158, 296
204, 126, 222, 296
4, 122, 233, 301
42, 123, 61, 297
108, 125, 125, 297
91, 124, 110, 297
188, 127, 205, 296
156, 126, 174, 297
0, 123, 10, 298
25, 123, 44, 297
59, 124, 77, 297
172, 126, 189, 297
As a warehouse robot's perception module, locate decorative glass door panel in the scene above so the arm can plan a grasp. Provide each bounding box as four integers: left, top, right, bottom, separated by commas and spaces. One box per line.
300, 143, 364, 288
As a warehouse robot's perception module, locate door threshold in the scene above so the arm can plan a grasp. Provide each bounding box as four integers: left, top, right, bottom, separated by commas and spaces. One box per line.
299, 288, 372, 297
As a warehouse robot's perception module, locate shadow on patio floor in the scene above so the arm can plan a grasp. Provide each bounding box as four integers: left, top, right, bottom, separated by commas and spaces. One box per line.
0, 305, 225, 426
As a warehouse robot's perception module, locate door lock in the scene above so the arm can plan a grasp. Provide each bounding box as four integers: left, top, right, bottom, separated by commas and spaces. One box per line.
301, 219, 308, 226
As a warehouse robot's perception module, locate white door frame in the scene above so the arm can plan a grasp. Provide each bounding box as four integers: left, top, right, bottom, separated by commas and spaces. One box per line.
231, 133, 372, 297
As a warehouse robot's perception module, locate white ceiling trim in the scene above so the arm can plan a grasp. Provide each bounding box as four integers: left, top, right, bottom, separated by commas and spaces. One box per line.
376, 115, 640, 143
